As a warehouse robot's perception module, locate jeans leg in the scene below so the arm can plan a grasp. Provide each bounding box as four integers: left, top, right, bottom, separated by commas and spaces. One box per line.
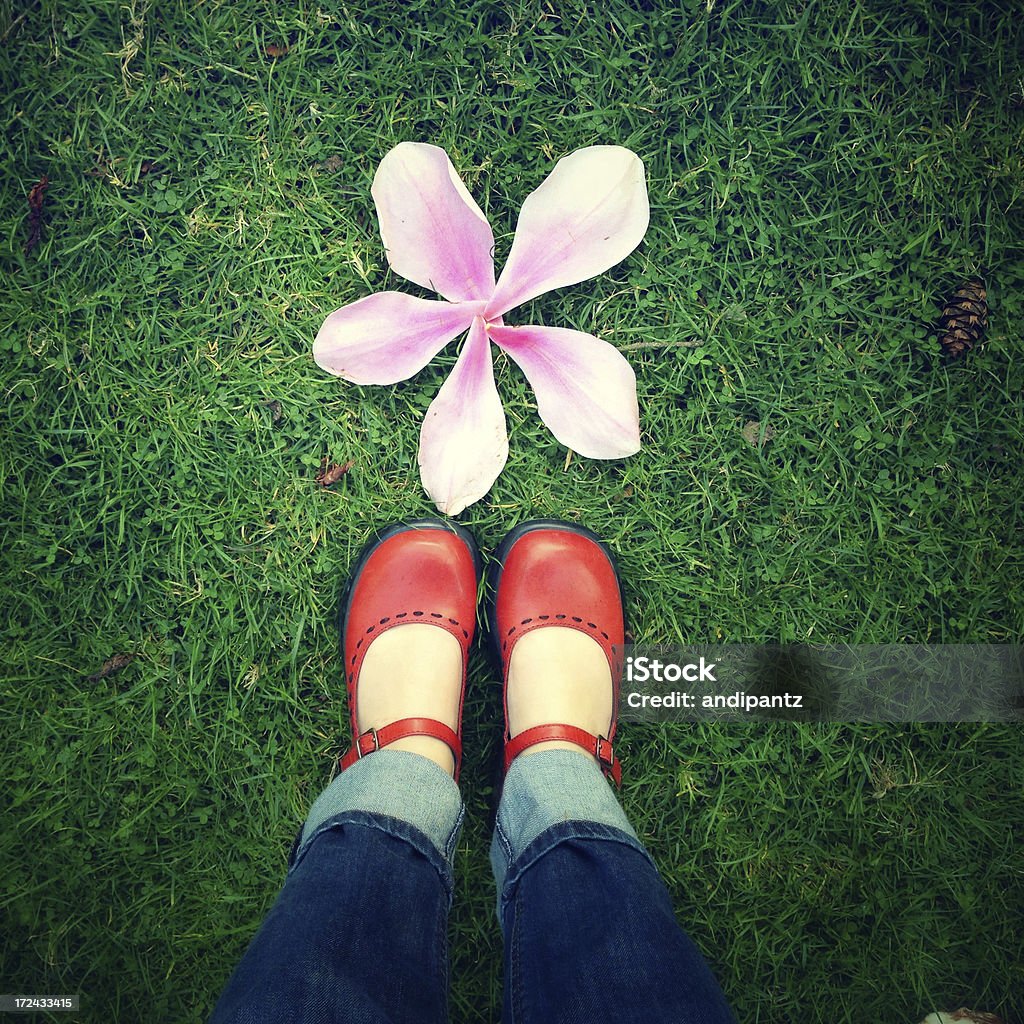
491, 749, 736, 1024
209, 751, 464, 1024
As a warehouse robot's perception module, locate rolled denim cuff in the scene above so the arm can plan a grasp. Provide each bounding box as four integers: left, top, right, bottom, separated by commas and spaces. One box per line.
299, 749, 464, 871
490, 748, 641, 893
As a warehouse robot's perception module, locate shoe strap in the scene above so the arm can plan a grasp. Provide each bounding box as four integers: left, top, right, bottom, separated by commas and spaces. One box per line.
503, 724, 621, 787
339, 718, 463, 780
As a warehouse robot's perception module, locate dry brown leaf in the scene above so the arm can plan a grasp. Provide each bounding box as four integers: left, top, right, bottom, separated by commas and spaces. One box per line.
89, 652, 137, 681
25, 175, 48, 254
265, 43, 289, 57
316, 459, 355, 486
741, 419, 775, 449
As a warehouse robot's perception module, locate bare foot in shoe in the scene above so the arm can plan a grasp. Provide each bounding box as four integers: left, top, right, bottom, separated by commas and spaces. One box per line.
355, 624, 463, 776
506, 627, 613, 766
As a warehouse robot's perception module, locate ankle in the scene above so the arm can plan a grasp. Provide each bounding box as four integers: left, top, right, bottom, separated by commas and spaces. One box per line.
512, 738, 600, 767
382, 736, 456, 776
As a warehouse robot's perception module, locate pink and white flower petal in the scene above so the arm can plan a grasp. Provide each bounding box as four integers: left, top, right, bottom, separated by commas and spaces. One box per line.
313, 292, 481, 385
419, 317, 508, 515
489, 323, 641, 458
486, 146, 649, 319
372, 142, 496, 303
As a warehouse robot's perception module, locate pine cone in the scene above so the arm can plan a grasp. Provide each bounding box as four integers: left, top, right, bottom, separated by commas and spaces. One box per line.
937, 277, 988, 359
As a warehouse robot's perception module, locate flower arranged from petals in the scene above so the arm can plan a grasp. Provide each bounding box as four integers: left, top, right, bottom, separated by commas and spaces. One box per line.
314, 142, 649, 515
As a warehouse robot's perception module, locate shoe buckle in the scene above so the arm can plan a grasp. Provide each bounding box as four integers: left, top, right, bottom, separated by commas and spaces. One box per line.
356, 728, 380, 759
594, 735, 614, 769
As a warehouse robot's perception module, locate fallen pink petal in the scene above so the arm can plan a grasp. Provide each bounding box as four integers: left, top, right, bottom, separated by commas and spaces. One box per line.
372, 143, 496, 303
313, 142, 649, 515
418, 317, 509, 514
487, 324, 641, 460
313, 293, 482, 386
486, 146, 650, 319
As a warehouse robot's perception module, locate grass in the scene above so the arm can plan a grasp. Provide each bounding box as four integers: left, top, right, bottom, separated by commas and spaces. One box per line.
2, 0, 1023, 1020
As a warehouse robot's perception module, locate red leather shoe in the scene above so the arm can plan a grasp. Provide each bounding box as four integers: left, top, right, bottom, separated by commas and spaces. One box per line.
338, 519, 481, 782
486, 520, 626, 786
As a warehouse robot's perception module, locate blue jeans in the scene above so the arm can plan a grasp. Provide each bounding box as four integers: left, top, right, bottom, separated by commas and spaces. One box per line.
209, 749, 736, 1024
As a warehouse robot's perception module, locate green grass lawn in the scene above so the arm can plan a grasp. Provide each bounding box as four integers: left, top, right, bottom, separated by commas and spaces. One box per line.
3, 0, 1023, 1021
